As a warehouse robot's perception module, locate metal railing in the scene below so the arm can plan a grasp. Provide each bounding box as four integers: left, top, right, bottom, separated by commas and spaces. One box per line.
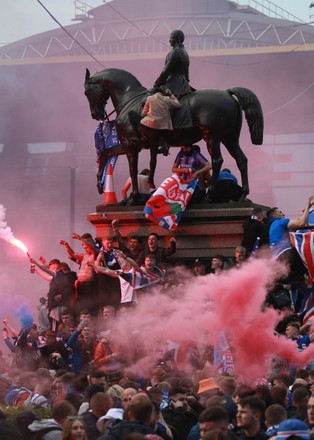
234, 0, 307, 23
74, 0, 100, 20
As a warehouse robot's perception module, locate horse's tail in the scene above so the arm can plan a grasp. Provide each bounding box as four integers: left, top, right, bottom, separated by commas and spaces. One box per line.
228, 87, 264, 145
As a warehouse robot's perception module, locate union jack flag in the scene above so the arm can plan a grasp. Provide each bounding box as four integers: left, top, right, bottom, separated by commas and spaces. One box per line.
94, 121, 119, 190
144, 174, 197, 230
290, 210, 314, 324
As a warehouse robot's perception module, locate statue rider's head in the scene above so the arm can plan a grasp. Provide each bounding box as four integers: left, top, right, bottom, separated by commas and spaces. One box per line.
170, 30, 185, 46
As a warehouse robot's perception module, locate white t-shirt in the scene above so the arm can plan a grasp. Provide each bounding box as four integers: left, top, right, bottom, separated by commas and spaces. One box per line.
118, 275, 137, 303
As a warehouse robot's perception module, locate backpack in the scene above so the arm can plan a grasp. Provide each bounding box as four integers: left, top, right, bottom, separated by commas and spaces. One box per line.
28, 426, 62, 440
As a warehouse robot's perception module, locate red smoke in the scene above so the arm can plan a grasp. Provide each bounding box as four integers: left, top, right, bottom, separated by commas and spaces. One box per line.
108, 257, 313, 383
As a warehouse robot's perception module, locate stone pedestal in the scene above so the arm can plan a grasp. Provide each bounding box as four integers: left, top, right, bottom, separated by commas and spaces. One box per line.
88, 202, 269, 263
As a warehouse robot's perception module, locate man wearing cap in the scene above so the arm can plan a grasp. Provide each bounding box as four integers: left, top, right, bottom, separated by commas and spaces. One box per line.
236, 396, 268, 440
194, 259, 207, 277
97, 408, 124, 434
197, 378, 221, 407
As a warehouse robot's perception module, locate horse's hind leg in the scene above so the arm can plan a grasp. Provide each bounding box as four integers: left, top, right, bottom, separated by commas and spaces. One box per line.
224, 140, 249, 200
205, 139, 223, 201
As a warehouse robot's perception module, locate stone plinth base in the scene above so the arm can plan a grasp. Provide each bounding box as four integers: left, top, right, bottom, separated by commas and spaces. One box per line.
88, 202, 269, 262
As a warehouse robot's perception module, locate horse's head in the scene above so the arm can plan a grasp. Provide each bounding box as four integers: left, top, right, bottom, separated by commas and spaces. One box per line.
84, 69, 109, 120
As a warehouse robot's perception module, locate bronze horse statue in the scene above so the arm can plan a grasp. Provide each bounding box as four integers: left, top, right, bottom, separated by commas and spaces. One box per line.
84, 68, 263, 204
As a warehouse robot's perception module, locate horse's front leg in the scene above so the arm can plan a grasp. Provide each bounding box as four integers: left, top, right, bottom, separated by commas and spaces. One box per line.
141, 128, 158, 190
97, 153, 108, 194
126, 148, 139, 205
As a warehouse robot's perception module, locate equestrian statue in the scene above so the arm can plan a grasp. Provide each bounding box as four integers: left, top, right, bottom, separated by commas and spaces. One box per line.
84, 30, 263, 205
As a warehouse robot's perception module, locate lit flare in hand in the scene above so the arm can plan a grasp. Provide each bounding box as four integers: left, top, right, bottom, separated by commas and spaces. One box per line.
0, 204, 29, 255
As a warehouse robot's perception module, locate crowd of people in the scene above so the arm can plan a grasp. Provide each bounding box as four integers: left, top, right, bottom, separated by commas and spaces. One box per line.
1, 193, 314, 440
1, 27, 314, 440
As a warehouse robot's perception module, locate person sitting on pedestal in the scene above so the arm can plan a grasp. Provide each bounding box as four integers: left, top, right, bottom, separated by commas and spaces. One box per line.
171, 144, 212, 204
205, 168, 243, 203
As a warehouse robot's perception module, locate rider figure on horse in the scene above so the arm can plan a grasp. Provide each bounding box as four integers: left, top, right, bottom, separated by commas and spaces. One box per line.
128, 30, 191, 153
154, 29, 191, 98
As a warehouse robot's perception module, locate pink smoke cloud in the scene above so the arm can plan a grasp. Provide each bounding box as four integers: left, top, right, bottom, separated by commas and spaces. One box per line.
107, 257, 312, 383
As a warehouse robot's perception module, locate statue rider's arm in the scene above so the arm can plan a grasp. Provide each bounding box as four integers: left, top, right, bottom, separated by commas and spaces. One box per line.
287, 196, 314, 230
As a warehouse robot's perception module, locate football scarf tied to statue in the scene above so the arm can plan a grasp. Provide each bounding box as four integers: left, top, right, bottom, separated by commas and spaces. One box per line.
144, 173, 198, 230
94, 121, 119, 190
290, 209, 314, 324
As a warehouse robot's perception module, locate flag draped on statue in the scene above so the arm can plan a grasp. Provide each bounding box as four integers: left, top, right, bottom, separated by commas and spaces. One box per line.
144, 174, 198, 230
290, 209, 314, 324
94, 121, 119, 190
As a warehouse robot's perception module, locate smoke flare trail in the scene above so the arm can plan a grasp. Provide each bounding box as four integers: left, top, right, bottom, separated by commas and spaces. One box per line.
0, 204, 28, 253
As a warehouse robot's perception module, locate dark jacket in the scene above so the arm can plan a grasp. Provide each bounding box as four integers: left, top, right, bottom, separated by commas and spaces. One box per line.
47, 270, 77, 311
241, 218, 266, 254
236, 428, 269, 440
162, 406, 197, 440
98, 419, 155, 440
83, 411, 99, 440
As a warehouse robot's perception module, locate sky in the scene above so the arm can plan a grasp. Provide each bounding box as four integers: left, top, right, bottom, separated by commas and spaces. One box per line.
0, 0, 313, 46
